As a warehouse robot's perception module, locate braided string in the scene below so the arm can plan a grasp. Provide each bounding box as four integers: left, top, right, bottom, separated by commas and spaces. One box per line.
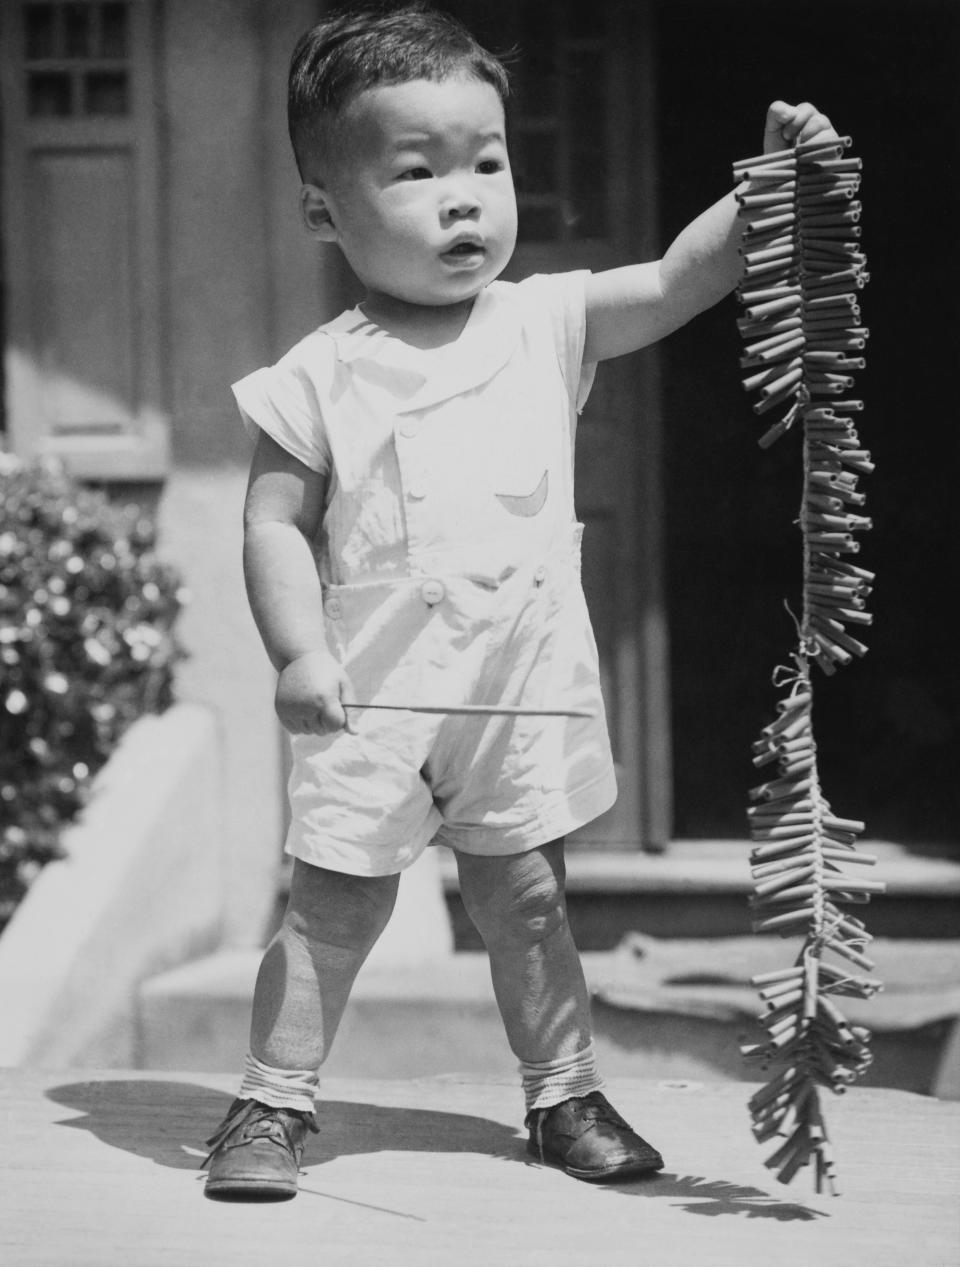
733, 135, 883, 1195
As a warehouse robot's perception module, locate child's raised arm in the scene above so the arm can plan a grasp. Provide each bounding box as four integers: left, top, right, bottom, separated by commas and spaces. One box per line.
583, 101, 837, 363
243, 432, 353, 735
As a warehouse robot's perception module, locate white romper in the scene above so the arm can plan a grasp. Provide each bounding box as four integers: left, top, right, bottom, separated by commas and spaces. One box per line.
233, 270, 617, 875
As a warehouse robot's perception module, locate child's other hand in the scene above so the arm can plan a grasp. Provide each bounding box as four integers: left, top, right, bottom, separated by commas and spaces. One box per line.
764, 101, 837, 154
275, 649, 357, 736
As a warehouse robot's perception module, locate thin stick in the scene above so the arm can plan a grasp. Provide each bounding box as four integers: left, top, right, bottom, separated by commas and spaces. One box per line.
343, 702, 596, 718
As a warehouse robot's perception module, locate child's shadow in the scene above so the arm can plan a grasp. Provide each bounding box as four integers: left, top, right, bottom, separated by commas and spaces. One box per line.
43, 1078, 525, 1176
45, 1078, 825, 1221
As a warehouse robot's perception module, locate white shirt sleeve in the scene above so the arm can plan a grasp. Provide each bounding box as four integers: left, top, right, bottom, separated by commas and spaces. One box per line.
231, 335, 333, 476
514, 270, 597, 414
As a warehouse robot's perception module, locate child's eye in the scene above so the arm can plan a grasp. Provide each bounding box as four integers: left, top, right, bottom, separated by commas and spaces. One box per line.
477, 159, 505, 175
398, 167, 432, 181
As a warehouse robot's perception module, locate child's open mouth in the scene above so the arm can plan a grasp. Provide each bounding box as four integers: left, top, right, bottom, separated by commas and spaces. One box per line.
443, 241, 485, 262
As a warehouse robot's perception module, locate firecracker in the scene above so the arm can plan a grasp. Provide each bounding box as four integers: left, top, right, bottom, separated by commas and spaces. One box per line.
733, 136, 882, 1195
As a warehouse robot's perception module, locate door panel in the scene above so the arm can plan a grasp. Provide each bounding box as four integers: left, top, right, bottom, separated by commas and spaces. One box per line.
31, 150, 136, 431
448, 0, 670, 847
1, 0, 168, 477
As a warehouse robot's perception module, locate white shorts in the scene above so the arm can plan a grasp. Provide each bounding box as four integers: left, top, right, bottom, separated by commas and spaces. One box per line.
284, 533, 617, 876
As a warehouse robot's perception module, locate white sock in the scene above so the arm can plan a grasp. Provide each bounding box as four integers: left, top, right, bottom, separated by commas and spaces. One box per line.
519, 1040, 604, 1114
237, 1052, 319, 1114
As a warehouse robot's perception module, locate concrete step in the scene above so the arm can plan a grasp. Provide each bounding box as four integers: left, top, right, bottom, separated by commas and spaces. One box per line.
138, 841, 960, 1091
137, 935, 960, 1097
441, 840, 960, 947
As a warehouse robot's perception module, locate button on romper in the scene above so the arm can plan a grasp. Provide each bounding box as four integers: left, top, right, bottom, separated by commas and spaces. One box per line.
234, 271, 617, 876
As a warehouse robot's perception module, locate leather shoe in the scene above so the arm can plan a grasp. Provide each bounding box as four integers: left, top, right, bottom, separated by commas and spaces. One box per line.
202, 1097, 318, 1201
526, 1091, 663, 1182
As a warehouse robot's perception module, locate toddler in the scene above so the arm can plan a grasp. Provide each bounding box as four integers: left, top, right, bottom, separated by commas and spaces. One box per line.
203, 1, 837, 1199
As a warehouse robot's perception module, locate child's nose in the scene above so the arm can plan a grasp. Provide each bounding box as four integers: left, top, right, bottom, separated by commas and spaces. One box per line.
442, 182, 481, 220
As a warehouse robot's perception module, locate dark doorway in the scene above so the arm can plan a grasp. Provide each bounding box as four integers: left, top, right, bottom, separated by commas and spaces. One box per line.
657, 0, 960, 847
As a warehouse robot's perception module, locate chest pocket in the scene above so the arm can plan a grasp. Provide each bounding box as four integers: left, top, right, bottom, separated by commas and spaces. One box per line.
495, 469, 549, 519
471, 379, 561, 513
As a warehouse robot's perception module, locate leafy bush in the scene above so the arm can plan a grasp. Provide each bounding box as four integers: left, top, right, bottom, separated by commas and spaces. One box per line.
0, 456, 186, 932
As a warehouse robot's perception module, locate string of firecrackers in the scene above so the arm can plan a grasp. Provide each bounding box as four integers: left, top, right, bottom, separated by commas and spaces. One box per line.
731, 134, 885, 1196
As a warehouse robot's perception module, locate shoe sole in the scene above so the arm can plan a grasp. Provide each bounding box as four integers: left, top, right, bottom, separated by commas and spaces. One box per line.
204, 1177, 298, 1202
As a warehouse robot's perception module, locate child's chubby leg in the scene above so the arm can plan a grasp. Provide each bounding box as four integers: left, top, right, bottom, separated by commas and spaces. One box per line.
454, 839, 592, 1066
249, 858, 400, 1071
455, 839, 663, 1182
203, 859, 398, 1201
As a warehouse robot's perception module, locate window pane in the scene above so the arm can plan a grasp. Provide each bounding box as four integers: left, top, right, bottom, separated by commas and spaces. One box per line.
518, 202, 559, 242
567, 48, 607, 238
517, 0, 557, 116
28, 70, 72, 116
83, 69, 128, 114
567, 3, 604, 38
516, 51, 556, 119
99, 2, 128, 58
516, 130, 557, 196
64, 3, 91, 57
24, 4, 57, 59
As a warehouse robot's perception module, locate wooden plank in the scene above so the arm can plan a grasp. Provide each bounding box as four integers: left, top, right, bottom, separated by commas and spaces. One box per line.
1, 1073, 958, 1267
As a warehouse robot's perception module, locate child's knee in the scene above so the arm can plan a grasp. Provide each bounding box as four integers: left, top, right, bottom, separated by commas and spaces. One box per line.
284, 860, 399, 951
459, 848, 568, 946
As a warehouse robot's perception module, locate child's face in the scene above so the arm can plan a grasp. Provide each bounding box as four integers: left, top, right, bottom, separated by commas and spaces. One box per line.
306, 76, 517, 312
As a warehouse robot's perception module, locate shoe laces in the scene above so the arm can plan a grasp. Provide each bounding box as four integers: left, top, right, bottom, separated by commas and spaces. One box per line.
572, 1092, 631, 1131
527, 1091, 629, 1137
202, 1098, 318, 1166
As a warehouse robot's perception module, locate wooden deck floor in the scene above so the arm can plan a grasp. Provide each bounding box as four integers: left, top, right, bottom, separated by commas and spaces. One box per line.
2, 1071, 958, 1267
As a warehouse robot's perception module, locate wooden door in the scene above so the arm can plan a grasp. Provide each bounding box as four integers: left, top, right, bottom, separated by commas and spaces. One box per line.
447, 0, 670, 847
0, 0, 168, 478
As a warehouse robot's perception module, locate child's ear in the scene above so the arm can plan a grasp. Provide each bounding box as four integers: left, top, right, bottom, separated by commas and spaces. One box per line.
300, 184, 338, 241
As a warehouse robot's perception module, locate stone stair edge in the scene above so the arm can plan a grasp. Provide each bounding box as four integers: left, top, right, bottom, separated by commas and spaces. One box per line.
439, 841, 960, 895
141, 936, 960, 1008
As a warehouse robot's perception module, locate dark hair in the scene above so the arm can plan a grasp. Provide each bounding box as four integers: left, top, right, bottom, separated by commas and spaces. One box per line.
288, 2, 511, 176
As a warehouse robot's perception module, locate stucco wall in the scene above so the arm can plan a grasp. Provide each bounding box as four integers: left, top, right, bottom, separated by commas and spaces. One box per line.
157, 467, 279, 948
156, 1, 352, 944
161, 0, 343, 468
